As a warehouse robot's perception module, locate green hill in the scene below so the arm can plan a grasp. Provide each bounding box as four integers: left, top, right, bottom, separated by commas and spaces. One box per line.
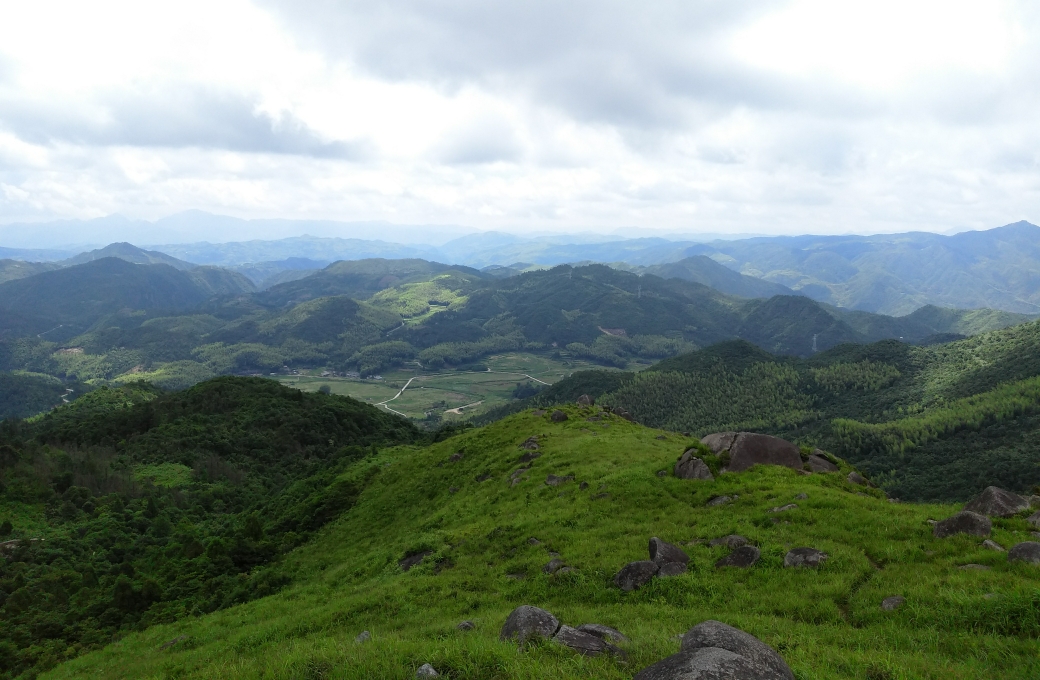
621, 255, 796, 299
19, 405, 1040, 679
61, 243, 196, 271
0, 372, 73, 419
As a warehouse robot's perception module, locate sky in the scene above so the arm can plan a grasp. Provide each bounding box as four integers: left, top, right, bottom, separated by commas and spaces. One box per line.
0, 0, 1038, 241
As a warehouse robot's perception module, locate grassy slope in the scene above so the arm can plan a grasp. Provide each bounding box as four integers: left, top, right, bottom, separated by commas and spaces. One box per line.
46, 408, 1040, 679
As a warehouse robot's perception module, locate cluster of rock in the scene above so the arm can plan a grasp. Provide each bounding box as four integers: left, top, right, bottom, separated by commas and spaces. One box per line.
500, 605, 628, 658
933, 486, 1040, 565
614, 537, 691, 590
674, 432, 852, 482
634, 620, 795, 680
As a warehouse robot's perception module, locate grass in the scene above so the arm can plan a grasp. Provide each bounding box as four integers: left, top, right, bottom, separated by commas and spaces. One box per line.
43, 407, 1040, 679
278, 353, 614, 420
132, 463, 194, 488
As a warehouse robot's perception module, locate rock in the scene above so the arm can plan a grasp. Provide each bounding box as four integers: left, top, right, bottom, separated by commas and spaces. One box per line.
448, 487, 459, 494
700, 432, 802, 473
715, 546, 760, 568
475, 473, 491, 482
577, 623, 629, 644
614, 560, 659, 591
545, 474, 574, 486
159, 635, 187, 650
706, 495, 733, 507
933, 511, 991, 538
531, 409, 546, 416
700, 431, 738, 454
399, 551, 432, 571
982, 540, 1005, 552
554, 625, 622, 657
449, 452, 464, 462
550, 410, 568, 422
500, 605, 561, 644
579, 481, 589, 490
658, 562, 688, 577
794, 493, 808, 500
958, 564, 991, 570
657, 470, 668, 477
1028, 511, 1040, 528
784, 548, 828, 568
709, 535, 748, 549
674, 450, 715, 480
510, 467, 529, 486
634, 647, 784, 680
355, 631, 371, 643
576, 394, 594, 407
964, 486, 1030, 518
1029, 495, 1040, 508
519, 437, 540, 450
806, 452, 839, 473
518, 451, 541, 464
649, 537, 690, 566
543, 558, 566, 574
611, 406, 633, 420
847, 471, 874, 487
505, 572, 526, 580
881, 596, 905, 611
415, 663, 439, 678
457, 620, 475, 630
770, 504, 797, 513
1008, 541, 1040, 564
656, 435, 667, 440
674, 620, 795, 680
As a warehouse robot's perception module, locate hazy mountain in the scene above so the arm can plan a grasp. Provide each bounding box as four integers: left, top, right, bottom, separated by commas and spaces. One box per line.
62, 242, 197, 270
617, 255, 796, 299
0, 259, 62, 284
153, 234, 439, 266
185, 266, 257, 296
685, 221, 1040, 315
230, 257, 330, 288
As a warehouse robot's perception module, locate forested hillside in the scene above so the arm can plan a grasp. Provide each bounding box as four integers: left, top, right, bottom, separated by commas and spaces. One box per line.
0, 377, 421, 678
491, 320, 1040, 502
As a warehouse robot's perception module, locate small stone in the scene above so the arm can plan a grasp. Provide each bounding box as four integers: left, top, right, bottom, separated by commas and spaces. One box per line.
958, 564, 991, 570
984, 592, 997, 599
655, 434, 667, 440
706, 495, 732, 507
519, 436, 540, 450
531, 409, 546, 416
579, 481, 589, 490
709, 535, 748, 549
784, 548, 828, 568
1008, 541, 1040, 564
657, 561, 687, 577
399, 551, 432, 571
933, 511, 991, 538
674, 450, 714, 481
159, 635, 187, 650
982, 539, 1005, 552
1028, 511, 1040, 528
550, 410, 568, 422
355, 631, 371, 643
881, 596, 905, 611
475, 473, 491, 482
545, 474, 574, 486
656, 470, 667, 477
649, 537, 690, 566
543, 558, 566, 574
415, 663, 439, 678
715, 545, 760, 568
449, 452, 464, 462
500, 605, 560, 644
576, 623, 629, 644
448, 487, 459, 494
614, 560, 659, 591
794, 493, 808, 500
553, 625, 623, 657
528, 537, 540, 545
770, 503, 797, 513
847, 471, 874, 487
457, 620, 475, 630
505, 572, 526, 580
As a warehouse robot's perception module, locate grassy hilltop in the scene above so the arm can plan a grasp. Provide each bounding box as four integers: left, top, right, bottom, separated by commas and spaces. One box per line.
41, 405, 1040, 679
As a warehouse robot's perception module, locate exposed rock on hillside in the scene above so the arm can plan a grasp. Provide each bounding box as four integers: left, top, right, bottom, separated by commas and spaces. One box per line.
500, 606, 560, 644
715, 545, 760, 568
649, 537, 690, 567
614, 560, 659, 591
784, 548, 828, 568
701, 432, 802, 472
501, 606, 625, 658
674, 449, 714, 480
634, 619, 794, 680
964, 486, 1030, 517
1008, 542, 1040, 564
933, 511, 991, 538
806, 452, 839, 473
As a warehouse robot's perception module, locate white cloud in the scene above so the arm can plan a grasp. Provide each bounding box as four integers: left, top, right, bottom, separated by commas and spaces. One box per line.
0, 0, 1038, 238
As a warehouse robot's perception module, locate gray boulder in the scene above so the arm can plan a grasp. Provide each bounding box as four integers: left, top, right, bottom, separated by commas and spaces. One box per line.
456, 620, 475, 630
881, 596, 905, 611
543, 558, 566, 574
614, 560, 659, 591
847, 471, 874, 487
964, 486, 1030, 518
673, 620, 795, 680
658, 562, 688, 577
706, 495, 734, 507
554, 625, 623, 657
700, 432, 802, 473
550, 410, 568, 422
576, 394, 594, 407
634, 647, 783, 680
933, 511, 991, 538
1008, 541, 1040, 564
709, 535, 748, 549
806, 451, 839, 473
415, 663, 439, 678
784, 548, 828, 568
545, 474, 574, 486
355, 631, 371, 643
675, 450, 714, 480
1028, 511, 1040, 528
650, 537, 690, 566
500, 605, 561, 644
982, 540, 1005, 552
715, 546, 760, 568
577, 623, 629, 644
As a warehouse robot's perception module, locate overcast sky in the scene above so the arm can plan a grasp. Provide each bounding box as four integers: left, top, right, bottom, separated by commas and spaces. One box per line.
1, 0, 1038, 238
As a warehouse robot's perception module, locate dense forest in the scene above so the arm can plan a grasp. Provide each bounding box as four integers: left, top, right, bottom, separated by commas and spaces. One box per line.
0, 377, 424, 679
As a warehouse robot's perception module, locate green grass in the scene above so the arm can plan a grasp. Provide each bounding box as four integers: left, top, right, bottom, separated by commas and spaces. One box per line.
44, 408, 1040, 679
132, 463, 193, 488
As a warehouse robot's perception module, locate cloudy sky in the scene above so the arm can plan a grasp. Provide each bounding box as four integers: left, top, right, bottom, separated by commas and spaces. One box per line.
0, 0, 1038, 239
